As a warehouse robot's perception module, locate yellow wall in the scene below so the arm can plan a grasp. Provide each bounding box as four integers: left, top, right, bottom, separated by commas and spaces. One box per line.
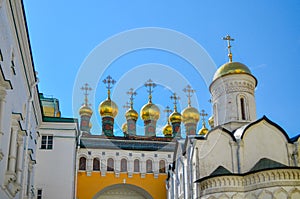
77, 172, 168, 199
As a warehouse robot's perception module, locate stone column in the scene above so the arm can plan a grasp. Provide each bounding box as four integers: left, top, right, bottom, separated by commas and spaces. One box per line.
16, 132, 24, 185
8, 126, 18, 174
0, 86, 7, 160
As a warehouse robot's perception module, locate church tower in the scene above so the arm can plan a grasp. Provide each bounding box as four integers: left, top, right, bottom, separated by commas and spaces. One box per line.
140, 79, 160, 137
181, 85, 200, 135
169, 93, 182, 138
125, 88, 138, 136
79, 83, 93, 133
209, 35, 257, 131
99, 76, 118, 136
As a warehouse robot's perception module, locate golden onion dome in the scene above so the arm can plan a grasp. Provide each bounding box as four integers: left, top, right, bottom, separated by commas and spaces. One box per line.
79, 105, 93, 116
98, 99, 118, 118
213, 62, 252, 81
198, 125, 208, 136
125, 108, 138, 121
121, 122, 128, 133
163, 123, 172, 137
181, 106, 200, 124
140, 102, 160, 121
169, 111, 182, 123
208, 115, 214, 128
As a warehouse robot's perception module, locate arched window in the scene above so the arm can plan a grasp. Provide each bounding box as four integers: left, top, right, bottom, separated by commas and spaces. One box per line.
240, 97, 246, 120
120, 158, 127, 172
79, 157, 86, 170
93, 158, 100, 171
134, 159, 140, 172
159, 160, 166, 173
146, 159, 153, 173
107, 158, 114, 171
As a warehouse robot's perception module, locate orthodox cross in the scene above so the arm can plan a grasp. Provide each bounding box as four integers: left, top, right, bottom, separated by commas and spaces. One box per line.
200, 109, 208, 125
144, 79, 156, 103
163, 106, 172, 123
170, 93, 180, 112
183, 85, 195, 107
123, 102, 130, 110
103, 75, 116, 99
126, 88, 137, 109
223, 34, 234, 62
81, 83, 92, 106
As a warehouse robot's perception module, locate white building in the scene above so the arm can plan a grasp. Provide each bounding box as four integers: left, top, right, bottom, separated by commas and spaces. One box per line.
167, 61, 300, 198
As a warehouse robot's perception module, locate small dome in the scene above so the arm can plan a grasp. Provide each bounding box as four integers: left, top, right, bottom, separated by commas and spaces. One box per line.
182, 107, 200, 124
198, 125, 208, 136
98, 99, 118, 118
121, 122, 128, 133
208, 115, 214, 128
125, 108, 138, 121
163, 123, 172, 137
169, 111, 182, 123
140, 102, 160, 121
89, 122, 92, 129
213, 62, 252, 81
79, 105, 93, 116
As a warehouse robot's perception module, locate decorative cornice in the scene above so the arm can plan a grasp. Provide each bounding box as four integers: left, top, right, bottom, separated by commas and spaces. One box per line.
198, 168, 300, 195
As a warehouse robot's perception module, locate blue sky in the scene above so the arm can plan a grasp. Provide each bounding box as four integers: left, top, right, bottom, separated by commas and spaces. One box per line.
23, 0, 300, 137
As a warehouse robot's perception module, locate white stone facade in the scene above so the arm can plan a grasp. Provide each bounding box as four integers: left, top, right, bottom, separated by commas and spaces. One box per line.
0, 0, 42, 198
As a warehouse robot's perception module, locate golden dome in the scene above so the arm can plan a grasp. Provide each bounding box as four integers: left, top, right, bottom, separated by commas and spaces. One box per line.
79, 105, 93, 116
213, 62, 252, 81
182, 107, 200, 124
121, 122, 128, 132
208, 115, 214, 128
198, 125, 208, 136
125, 108, 138, 121
140, 102, 160, 121
98, 99, 118, 118
169, 111, 182, 123
163, 123, 172, 137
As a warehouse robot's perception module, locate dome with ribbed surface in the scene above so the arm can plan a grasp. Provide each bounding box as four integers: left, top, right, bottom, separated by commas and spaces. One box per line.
79, 105, 93, 116
140, 102, 160, 121
169, 111, 182, 123
125, 108, 138, 121
182, 107, 200, 124
213, 62, 251, 81
99, 99, 118, 118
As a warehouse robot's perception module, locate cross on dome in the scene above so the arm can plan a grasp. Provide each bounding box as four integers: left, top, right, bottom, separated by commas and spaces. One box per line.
163, 106, 172, 123
183, 85, 195, 107
81, 83, 92, 106
126, 88, 137, 109
103, 75, 116, 99
144, 79, 156, 103
170, 93, 180, 112
223, 34, 235, 62
200, 109, 208, 124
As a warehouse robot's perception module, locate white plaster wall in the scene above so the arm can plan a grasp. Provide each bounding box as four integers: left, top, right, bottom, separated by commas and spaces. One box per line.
35, 122, 77, 199
241, 121, 290, 172
197, 129, 235, 178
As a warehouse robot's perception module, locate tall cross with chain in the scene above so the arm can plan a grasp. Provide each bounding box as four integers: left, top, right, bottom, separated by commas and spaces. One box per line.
126, 88, 137, 109
170, 93, 180, 112
223, 34, 234, 63
163, 106, 172, 123
103, 75, 116, 99
144, 79, 156, 103
183, 85, 195, 107
200, 109, 208, 125
81, 83, 92, 106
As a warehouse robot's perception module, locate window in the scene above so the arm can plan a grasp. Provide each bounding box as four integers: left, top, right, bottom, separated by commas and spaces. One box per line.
37, 189, 42, 199
240, 98, 246, 120
107, 158, 114, 171
79, 157, 86, 170
146, 159, 153, 173
159, 160, 166, 173
120, 158, 127, 172
134, 159, 140, 172
93, 158, 100, 171
41, 135, 53, 149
